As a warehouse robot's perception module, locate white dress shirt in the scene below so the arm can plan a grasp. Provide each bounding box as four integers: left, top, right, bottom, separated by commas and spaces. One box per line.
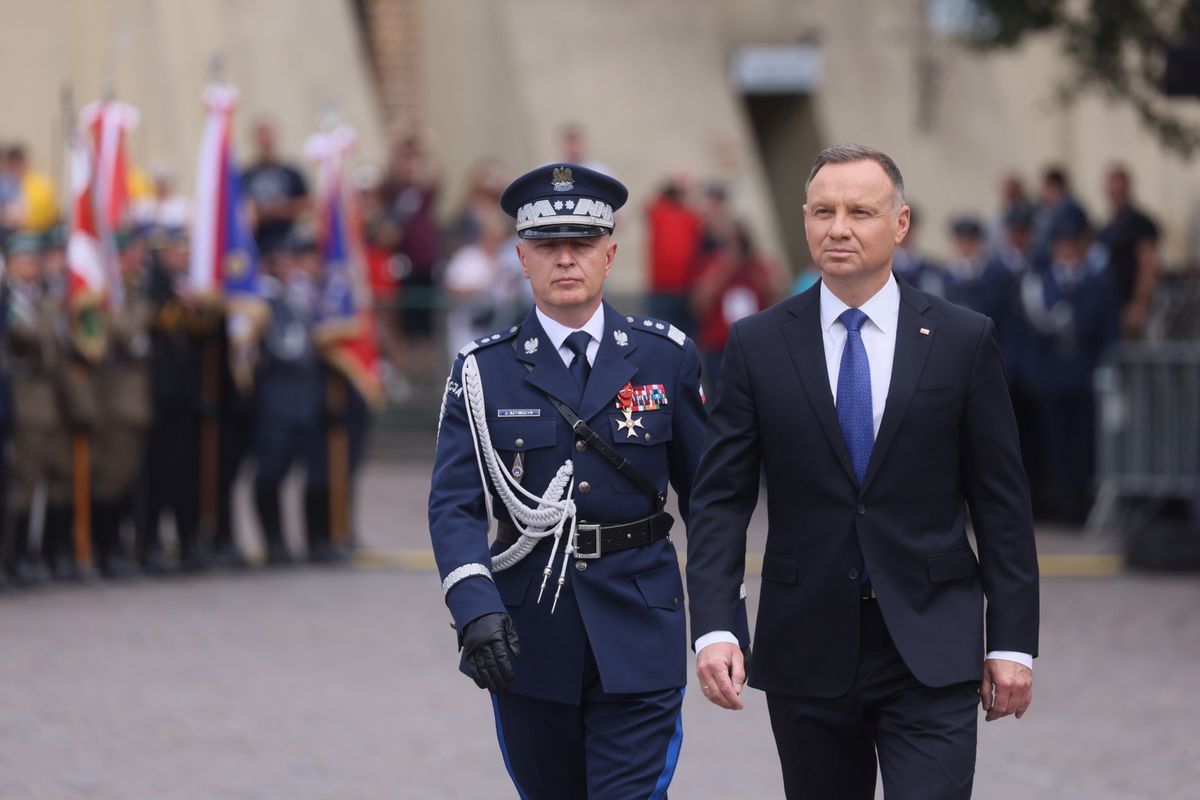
536, 304, 604, 367
695, 275, 1032, 670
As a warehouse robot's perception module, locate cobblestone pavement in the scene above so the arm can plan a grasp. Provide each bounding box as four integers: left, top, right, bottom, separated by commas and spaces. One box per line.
1, 460, 1198, 799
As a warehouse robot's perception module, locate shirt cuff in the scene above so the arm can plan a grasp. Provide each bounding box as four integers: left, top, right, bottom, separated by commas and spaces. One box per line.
985, 650, 1033, 670
695, 630, 739, 652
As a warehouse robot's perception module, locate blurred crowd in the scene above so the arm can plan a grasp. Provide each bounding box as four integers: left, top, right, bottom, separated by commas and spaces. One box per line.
0, 109, 1174, 589
893, 164, 1156, 525
0, 121, 373, 589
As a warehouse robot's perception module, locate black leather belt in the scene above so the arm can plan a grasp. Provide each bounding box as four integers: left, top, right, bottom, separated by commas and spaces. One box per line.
496, 512, 674, 560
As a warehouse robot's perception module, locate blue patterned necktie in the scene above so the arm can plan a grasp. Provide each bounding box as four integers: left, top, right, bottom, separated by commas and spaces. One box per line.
836, 308, 874, 485
565, 331, 592, 391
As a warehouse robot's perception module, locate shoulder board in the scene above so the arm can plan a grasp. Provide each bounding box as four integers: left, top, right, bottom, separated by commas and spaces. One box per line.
623, 315, 687, 348
458, 325, 521, 358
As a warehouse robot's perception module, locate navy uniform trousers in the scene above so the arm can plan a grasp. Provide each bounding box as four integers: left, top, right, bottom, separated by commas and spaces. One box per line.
429, 303, 747, 799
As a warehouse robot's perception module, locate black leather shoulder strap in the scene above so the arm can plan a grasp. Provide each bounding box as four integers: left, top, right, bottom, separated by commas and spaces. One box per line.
517, 360, 666, 510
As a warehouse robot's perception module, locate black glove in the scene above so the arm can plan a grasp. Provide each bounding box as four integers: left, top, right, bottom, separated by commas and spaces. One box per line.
461, 612, 521, 692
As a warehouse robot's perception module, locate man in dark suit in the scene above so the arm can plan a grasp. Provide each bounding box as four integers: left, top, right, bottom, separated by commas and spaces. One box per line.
686, 144, 1039, 799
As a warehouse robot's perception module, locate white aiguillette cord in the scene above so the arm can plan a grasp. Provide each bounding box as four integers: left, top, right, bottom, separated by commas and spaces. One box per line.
461, 354, 578, 612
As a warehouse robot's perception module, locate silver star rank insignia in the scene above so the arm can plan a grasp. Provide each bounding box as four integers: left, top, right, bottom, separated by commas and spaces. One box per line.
524, 337, 539, 355
613, 330, 629, 348
616, 410, 644, 438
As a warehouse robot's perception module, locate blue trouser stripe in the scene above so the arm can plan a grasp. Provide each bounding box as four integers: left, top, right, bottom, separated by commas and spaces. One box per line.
491, 694, 530, 800
648, 687, 685, 800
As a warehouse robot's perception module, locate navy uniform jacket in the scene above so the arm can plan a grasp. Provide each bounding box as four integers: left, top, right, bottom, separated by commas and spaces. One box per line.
257, 277, 322, 427
1026, 261, 1118, 397
430, 302, 722, 704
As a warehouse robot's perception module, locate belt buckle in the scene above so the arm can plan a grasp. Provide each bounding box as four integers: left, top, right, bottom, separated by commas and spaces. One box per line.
573, 522, 603, 559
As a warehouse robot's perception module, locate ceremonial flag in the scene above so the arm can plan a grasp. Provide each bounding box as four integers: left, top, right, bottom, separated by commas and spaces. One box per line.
189, 84, 266, 388
66, 100, 137, 360
306, 124, 383, 407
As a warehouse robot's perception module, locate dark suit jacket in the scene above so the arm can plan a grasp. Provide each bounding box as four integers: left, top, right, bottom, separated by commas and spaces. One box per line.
686, 278, 1039, 698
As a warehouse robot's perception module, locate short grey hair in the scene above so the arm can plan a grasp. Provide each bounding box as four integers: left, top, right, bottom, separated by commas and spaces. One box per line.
805, 144, 906, 210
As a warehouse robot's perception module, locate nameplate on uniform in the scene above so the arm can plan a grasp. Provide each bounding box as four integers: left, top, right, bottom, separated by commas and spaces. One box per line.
497, 409, 542, 418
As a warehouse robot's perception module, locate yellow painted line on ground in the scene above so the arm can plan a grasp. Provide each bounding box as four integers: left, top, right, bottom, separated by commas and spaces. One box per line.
1037, 553, 1123, 577
355, 549, 1121, 578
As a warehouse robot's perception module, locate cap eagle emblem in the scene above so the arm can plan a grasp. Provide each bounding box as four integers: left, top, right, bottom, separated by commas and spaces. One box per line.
551, 166, 574, 192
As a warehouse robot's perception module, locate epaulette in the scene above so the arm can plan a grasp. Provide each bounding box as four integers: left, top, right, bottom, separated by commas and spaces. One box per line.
623, 315, 687, 348
458, 324, 522, 358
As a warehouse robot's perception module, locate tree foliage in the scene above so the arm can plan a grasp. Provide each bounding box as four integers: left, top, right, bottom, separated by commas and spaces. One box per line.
967, 0, 1200, 156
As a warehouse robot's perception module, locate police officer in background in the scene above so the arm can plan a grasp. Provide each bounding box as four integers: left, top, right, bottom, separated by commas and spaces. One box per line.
1024, 208, 1119, 522
252, 231, 323, 565
429, 163, 743, 799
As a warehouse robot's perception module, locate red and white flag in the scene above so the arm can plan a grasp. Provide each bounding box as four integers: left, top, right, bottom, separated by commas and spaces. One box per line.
67, 100, 137, 312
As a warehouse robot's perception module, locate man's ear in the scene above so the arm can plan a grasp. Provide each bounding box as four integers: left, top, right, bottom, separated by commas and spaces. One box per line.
516, 240, 530, 278
895, 204, 911, 244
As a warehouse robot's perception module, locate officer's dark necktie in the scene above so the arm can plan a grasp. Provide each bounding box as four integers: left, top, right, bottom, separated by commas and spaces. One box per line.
565, 330, 592, 392
837, 308, 874, 592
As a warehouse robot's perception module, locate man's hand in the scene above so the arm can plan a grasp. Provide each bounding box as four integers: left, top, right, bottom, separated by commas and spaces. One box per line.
461, 612, 520, 693
696, 642, 745, 710
980, 658, 1033, 722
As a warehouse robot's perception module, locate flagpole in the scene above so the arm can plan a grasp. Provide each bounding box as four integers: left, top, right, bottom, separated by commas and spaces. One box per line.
61, 89, 96, 572
72, 391, 93, 570
199, 333, 220, 544
327, 370, 350, 549
197, 54, 227, 551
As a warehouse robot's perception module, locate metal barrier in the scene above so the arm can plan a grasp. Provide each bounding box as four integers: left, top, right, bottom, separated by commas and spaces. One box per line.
1089, 343, 1200, 534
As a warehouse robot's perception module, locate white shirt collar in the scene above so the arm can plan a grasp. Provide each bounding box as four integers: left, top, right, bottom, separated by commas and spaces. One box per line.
820, 273, 900, 335
535, 303, 606, 350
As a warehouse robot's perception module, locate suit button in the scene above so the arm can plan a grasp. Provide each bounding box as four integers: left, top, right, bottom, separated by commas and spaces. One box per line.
575, 561, 587, 572
578, 481, 591, 494
576, 440, 587, 453
644, 432, 652, 442
848, 568, 859, 580
515, 438, 525, 449
856, 503, 866, 515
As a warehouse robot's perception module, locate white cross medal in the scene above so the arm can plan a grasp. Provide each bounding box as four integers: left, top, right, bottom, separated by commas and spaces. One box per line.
614, 383, 644, 438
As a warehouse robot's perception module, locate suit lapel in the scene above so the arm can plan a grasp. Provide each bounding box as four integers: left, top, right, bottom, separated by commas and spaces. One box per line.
513, 312, 580, 407
579, 303, 639, 423
861, 283, 935, 492
782, 287, 857, 486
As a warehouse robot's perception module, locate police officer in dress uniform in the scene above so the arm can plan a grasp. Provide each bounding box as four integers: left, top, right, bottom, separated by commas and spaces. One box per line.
1024, 208, 1118, 523
429, 164, 746, 799
252, 231, 324, 564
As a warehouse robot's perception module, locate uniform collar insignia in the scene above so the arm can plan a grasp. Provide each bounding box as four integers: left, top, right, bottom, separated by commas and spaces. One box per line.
613, 330, 629, 347
524, 337, 539, 355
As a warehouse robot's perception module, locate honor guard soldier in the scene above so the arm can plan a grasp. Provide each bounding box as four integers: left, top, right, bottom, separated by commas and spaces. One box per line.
429, 163, 747, 799
144, 226, 207, 572
91, 227, 154, 577
2, 232, 72, 583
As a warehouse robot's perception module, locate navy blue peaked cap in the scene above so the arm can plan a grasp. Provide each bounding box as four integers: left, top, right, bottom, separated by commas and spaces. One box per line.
1050, 205, 1089, 241
500, 162, 628, 239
